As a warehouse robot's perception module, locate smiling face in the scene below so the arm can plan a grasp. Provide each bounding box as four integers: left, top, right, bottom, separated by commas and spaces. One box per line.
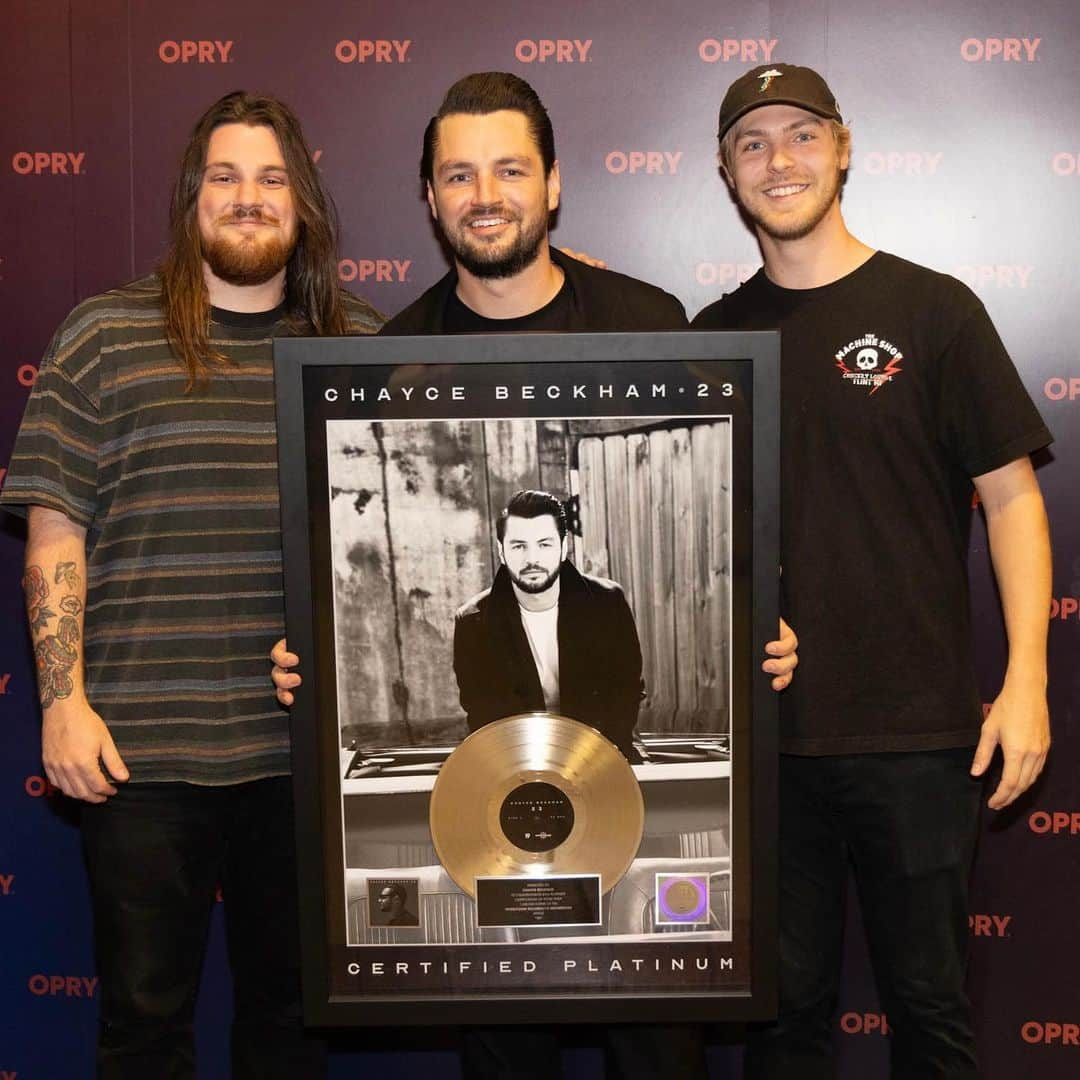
426, 109, 560, 280
724, 104, 848, 242
499, 513, 567, 596
197, 123, 298, 286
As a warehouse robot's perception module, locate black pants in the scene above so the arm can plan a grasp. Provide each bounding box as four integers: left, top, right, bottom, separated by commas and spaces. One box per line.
81, 777, 325, 1079
461, 1023, 707, 1079
744, 750, 982, 1080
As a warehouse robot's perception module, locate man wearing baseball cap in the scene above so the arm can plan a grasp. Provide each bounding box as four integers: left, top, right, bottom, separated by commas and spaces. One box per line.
694, 64, 1052, 1077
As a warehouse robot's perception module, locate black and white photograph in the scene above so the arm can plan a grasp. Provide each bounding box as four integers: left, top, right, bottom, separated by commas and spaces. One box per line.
329, 413, 735, 945
276, 333, 778, 1025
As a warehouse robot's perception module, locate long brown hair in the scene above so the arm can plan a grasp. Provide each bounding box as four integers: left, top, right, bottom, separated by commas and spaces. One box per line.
159, 91, 350, 388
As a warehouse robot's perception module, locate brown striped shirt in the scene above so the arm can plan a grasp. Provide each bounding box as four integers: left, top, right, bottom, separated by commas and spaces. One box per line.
1, 275, 383, 784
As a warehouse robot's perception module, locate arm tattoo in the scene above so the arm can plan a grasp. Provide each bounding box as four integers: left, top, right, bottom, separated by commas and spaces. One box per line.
35, 616, 81, 709
22, 565, 56, 634
23, 562, 84, 708
55, 561, 81, 590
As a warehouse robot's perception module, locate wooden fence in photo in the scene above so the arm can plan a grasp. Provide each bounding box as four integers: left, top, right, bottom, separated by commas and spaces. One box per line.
575, 420, 731, 731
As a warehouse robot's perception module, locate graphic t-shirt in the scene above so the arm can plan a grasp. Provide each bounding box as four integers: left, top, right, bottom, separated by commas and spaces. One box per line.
693, 252, 1051, 754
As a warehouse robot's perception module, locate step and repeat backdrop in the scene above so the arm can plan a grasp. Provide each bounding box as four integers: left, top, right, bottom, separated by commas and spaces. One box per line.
1, 1, 1078, 1077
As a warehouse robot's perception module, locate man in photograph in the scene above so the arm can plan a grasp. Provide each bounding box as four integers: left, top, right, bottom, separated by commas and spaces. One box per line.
453, 488, 644, 759
373, 882, 419, 927
693, 63, 1052, 1077
1, 91, 382, 1077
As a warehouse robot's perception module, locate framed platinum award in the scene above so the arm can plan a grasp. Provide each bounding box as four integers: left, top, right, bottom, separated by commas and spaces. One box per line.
275, 331, 779, 1025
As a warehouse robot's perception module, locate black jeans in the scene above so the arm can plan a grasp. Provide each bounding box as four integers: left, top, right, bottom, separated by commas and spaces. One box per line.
81, 776, 325, 1079
744, 750, 982, 1080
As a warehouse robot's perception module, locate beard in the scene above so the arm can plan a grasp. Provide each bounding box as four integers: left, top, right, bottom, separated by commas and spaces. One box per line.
740, 165, 843, 242
441, 206, 548, 280
202, 211, 295, 286
507, 563, 561, 595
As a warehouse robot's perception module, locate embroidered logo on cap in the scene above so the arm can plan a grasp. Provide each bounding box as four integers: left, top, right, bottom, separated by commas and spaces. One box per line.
758, 69, 783, 91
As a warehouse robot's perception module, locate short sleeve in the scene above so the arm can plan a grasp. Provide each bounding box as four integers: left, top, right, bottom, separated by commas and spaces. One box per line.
935, 297, 1051, 478
0, 322, 101, 526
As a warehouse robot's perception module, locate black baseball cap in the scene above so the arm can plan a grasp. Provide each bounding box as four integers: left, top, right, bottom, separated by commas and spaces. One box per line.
717, 63, 842, 140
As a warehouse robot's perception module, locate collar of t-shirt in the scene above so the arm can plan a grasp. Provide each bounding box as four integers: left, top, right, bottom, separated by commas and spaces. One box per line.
443, 278, 573, 333
210, 299, 289, 331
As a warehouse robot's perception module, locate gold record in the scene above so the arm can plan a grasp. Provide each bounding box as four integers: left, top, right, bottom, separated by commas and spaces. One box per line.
429, 712, 644, 899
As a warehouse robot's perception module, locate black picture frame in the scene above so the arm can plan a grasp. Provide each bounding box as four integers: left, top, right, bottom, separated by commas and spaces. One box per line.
275, 331, 779, 1026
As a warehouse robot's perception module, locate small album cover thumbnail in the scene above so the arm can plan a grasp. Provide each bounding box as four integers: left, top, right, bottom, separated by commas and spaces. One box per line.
655, 874, 710, 925
367, 878, 420, 928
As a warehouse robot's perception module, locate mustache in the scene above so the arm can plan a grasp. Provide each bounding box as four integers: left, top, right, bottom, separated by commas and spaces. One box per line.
463, 205, 517, 225
216, 204, 281, 225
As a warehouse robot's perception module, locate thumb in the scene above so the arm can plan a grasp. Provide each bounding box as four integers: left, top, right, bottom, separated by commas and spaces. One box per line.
969, 724, 998, 777
100, 732, 130, 782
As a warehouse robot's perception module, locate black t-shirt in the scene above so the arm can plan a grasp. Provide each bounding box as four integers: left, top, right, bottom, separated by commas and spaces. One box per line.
443, 278, 573, 332
693, 252, 1051, 755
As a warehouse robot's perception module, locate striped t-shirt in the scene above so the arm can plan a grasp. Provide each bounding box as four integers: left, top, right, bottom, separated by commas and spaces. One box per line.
1, 275, 383, 785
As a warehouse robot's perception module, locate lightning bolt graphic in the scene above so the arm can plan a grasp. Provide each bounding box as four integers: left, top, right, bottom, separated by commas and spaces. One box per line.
869, 352, 904, 395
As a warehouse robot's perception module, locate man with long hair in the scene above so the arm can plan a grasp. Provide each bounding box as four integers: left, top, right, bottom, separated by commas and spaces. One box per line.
1, 91, 381, 1077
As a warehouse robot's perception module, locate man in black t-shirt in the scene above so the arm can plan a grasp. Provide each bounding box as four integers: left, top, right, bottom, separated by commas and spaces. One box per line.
274, 71, 799, 1080
693, 64, 1052, 1078
379, 72, 687, 336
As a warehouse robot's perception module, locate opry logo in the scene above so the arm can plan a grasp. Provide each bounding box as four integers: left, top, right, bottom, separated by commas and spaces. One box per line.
24, 775, 58, 798
338, 259, 411, 283
514, 39, 591, 63
860, 151, 942, 176
605, 151, 682, 175
960, 37, 1041, 61
1045, 378, 1080, 400
695, 262, 756, 288
1021, 1021, 1079, 1045
699, 38, 778, 63
12, 152, 84, 175
840, 1012, 889, 1035
969, 914, 1011, 937
158, 40, 233, 63
1050, 597, 1079, 620
954, 265, 1033, 290
1029, 810, 1080, 834
28, 975, 99, 998
335, 40, 411, 63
